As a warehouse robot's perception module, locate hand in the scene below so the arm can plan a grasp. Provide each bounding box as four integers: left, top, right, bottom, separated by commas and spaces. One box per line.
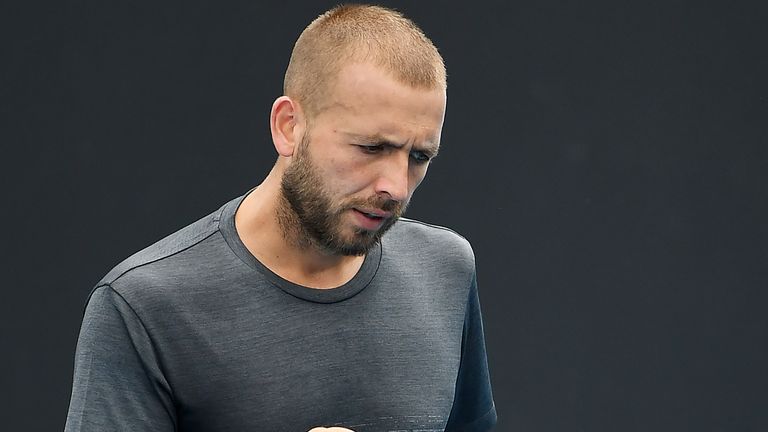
307, 428, 356, 432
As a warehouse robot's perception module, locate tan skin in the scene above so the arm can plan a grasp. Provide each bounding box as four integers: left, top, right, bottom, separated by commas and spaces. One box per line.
234, 63, 446, 431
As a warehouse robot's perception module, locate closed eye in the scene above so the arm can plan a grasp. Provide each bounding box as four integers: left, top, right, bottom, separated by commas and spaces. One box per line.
410, 150, 432, 164
356, 143, 436, 164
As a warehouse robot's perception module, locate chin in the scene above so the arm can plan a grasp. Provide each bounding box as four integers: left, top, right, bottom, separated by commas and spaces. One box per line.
329, 234, 380, 256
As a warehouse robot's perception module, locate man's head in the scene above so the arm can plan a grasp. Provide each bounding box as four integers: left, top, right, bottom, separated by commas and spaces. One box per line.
271, 5, 447, 256
284, 4, 446, 121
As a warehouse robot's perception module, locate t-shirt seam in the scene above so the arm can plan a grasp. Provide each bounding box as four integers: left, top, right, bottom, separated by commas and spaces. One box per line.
398, 217, 470, 242
397, 218, 475, 279
90, 284, 179, 429
105, 229, 219, 287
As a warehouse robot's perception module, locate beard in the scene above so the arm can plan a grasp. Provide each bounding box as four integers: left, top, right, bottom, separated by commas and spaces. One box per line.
278, 134, 407, 256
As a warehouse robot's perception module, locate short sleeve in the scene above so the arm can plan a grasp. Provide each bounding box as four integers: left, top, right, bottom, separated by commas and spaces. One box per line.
444, 273, 497, 431
65, 285, 176, 432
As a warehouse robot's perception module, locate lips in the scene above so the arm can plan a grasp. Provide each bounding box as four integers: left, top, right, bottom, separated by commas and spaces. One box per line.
351, 208, 391, 230
354, 208, 392, 219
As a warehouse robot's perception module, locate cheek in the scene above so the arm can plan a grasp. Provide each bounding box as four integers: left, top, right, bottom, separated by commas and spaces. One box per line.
409, 166, 429, 191
324, 158, 370, 194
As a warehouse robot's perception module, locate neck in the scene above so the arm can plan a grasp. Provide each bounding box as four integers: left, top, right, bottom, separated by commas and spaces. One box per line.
234, 164, 365, 289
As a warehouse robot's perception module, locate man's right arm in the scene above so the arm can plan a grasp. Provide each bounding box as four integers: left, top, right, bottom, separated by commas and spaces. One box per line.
65, 285, 176, 431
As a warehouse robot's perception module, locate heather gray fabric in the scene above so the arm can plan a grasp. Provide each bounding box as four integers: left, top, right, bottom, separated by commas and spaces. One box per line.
65, 190, 496, 432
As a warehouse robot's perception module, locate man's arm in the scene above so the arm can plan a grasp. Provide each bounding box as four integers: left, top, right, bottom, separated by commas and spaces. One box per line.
444, 273, 497, 431
65, 285, 176, 431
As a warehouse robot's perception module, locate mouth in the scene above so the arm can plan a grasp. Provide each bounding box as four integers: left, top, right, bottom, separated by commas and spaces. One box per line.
355, 207, 392, 219
351, 208, 391, 230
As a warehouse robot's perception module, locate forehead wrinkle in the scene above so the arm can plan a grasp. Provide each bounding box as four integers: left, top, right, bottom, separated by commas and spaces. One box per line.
312, 99, 355, 118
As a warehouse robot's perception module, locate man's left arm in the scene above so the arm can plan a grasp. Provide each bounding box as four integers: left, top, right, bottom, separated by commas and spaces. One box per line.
444, 272, 497, 431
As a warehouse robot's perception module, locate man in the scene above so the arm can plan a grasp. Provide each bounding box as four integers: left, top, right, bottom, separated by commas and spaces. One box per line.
65, 5, 496, 431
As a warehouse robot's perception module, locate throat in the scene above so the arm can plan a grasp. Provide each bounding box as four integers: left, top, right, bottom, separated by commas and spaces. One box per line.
272, 252, 366, 289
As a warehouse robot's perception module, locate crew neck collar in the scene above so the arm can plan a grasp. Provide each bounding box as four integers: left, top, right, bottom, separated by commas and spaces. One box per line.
218, 188, 381, 304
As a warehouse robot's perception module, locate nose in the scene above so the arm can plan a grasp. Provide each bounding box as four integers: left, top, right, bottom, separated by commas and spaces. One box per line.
373, 153, 410, 203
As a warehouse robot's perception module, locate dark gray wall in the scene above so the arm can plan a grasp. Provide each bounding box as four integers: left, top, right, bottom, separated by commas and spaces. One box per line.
2, 1, 766, 430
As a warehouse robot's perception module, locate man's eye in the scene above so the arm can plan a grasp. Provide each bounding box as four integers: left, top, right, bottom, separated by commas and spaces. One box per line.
410, 150, 431, 164
358, 144, 384, 154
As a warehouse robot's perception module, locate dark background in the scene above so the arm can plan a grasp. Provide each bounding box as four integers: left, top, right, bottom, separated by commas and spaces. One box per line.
2, 0, 767, 430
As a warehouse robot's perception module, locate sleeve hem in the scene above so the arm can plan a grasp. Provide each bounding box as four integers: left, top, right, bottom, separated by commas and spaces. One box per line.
451, 401, 497, 431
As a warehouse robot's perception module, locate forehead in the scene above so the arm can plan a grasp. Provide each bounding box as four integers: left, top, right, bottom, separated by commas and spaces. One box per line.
315, 62, 446, 147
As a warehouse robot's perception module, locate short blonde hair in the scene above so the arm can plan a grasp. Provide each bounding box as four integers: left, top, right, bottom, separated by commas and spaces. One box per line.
284, 4, 446, 119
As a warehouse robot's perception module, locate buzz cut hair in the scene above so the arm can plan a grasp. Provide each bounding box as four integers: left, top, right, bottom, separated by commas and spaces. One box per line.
283, 4, 447, 119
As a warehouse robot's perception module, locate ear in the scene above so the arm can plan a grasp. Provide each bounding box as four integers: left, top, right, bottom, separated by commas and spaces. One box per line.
270, 96, 305, 157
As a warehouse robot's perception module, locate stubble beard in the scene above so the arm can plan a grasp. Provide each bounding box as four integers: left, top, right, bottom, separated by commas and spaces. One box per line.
278, 135, 406, 256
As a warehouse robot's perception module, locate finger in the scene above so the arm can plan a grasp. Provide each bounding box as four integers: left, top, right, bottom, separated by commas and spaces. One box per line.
307, 428, 356, 432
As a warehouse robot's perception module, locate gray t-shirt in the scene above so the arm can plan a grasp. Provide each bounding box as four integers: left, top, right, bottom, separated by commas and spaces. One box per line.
65, 191, 497, 431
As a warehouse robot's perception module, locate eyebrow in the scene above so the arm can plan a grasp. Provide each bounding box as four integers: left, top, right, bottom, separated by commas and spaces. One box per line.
344, 132, 440, 158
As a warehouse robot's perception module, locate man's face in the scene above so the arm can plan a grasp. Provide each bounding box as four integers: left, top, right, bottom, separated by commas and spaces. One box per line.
280, 62, 447, 256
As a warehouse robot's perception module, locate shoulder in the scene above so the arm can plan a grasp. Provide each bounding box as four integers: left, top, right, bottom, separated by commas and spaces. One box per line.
94, 203, 226, 302
388, 217, 474, 253
384, 217, 476, 269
